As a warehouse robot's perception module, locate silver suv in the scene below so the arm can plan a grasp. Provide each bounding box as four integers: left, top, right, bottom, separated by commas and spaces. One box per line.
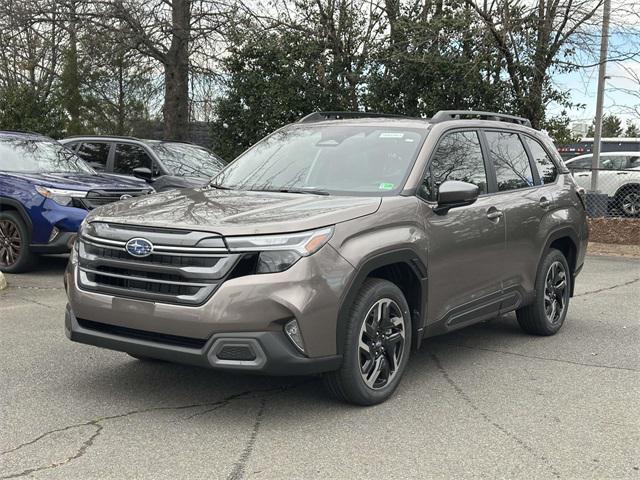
65, 111, 588, 405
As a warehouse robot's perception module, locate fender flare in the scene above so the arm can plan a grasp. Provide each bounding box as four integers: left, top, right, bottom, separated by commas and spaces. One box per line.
538, 226, 580, 296
335, 248, 428, 354
0, 197, 33, 234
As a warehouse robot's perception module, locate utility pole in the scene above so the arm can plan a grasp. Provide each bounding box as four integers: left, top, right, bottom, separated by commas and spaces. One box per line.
591, 0, 611, 192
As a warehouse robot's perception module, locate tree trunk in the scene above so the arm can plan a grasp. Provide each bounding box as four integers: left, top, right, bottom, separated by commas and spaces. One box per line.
163, 0, 190, 141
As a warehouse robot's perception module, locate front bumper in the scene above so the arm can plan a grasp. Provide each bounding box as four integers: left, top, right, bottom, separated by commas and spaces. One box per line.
65, 305, 341, 375
30, 231, 77, 254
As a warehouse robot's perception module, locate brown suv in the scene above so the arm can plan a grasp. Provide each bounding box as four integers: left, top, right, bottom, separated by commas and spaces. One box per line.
64, 110, 588, 405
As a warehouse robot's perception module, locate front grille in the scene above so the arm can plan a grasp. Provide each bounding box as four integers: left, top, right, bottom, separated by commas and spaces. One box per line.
77, 222, 240, 306
77, 318, 207, 349
76, 189, 150, 210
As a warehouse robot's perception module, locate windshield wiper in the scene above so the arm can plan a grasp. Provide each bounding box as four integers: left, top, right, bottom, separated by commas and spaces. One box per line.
250, 188, 331, 196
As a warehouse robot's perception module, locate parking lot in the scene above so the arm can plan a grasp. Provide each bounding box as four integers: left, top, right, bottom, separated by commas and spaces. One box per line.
1, 254, 639, 479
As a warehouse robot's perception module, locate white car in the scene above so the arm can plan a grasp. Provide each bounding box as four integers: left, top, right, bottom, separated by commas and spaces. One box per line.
565, 152, 640, 216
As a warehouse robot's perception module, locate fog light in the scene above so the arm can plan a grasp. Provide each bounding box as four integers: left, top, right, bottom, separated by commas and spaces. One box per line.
48, 227, 60, 242
284, 319, 305, 353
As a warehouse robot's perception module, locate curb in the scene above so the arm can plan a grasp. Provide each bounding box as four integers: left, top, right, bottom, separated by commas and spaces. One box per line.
0, 271, 6, 291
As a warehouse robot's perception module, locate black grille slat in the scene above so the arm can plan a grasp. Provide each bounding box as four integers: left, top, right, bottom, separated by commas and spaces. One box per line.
77, 318, 207, 349
217, 345, 256, 361
79, 190, 149, 210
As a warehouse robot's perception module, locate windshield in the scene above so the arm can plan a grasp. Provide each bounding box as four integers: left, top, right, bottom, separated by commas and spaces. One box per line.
150, 143, 227, 178
0, 138, 94, 174
211, 125, 427, 195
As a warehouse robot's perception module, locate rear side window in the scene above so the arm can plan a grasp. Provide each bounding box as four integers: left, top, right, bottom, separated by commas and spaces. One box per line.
113, 144, 152, 174
421, 130, 488, 200
629, 156, 640, 168
600, 156, 627, 170
485, 131, 534, 191
76, 142, 110, 171
524, 137, 557, 184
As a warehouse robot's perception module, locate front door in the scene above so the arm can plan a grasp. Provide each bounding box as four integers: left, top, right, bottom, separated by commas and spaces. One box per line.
418, 129, 506, 328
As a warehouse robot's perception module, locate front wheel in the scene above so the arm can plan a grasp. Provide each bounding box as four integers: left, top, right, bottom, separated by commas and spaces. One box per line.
323, 278, 412, 405
517, 249, 570, 336
0, 211, 35, 273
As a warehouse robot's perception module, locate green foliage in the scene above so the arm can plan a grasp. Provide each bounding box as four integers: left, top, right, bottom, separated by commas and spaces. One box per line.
587, 114, 624, 137
542, 113, 579, 145
0, 86, 66, 138
211, 27, 355, 160
624, 120, 639, 138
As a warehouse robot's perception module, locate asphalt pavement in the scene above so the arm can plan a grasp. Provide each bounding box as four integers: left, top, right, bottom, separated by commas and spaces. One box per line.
1, 254, 639, 479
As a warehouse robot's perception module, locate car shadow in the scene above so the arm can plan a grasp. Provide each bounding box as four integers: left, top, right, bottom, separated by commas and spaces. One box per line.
66, 314, 530, 414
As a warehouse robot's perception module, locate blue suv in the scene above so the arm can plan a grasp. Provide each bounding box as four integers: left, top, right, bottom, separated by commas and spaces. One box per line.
0, 131, 154, 273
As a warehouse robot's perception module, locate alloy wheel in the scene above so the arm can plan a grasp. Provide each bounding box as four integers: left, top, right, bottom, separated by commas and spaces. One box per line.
358, 298, 406, 390
621, 192, 640, 216
544, 261, 568, 324
0, 219, 22, 268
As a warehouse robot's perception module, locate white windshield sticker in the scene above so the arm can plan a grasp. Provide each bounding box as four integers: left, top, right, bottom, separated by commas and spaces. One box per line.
379, 132, 404, 139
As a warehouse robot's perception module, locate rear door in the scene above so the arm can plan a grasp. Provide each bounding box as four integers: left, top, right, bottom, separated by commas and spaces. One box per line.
75, 142, 112, 172
483, 130, 556, 302
420, 129, 506, 327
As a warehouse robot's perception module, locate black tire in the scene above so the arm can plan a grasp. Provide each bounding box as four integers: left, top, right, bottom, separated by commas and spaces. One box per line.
615, 185, 640, 217
323, 278, 412, 406
0, 211, 35, 273
516, 249, 571, 336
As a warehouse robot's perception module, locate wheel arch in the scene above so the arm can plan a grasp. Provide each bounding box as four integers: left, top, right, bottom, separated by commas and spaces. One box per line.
614, 182, 640, 198
336, 249, 427, 354
539, 227, 579, 297
0, 197, 33, 234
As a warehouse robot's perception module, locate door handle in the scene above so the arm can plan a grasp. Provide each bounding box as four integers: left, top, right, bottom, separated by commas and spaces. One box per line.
617, 172, 629, 175
539, 197, 552, 209
486, 209, 503, 220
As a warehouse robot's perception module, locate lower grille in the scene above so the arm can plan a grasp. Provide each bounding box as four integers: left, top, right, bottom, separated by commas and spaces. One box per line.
217, 345, 257, 361
77, 318, 207, 349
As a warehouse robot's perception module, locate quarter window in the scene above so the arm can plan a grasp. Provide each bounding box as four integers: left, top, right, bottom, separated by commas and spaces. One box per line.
421, 130, 488, 200
113, 144, 152, 174
485, 131, 534, 191
76, 142, 110, 171
523, 137, 557, 184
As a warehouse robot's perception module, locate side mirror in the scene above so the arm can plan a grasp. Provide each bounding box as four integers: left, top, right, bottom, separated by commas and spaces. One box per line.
434, 180, 479, 214
132, 167, 153, 182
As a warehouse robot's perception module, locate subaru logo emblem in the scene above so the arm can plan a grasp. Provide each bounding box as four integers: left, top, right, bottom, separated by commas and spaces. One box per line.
125, 238, 153, 257
120, 194, 132, 200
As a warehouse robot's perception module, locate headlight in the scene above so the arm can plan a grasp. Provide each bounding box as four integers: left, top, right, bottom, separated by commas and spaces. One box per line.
226, 226, 334, 273
35, 185, 87, 206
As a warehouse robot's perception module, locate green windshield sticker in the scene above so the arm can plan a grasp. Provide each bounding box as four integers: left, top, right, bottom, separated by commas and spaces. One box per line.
378, 182, 395, 190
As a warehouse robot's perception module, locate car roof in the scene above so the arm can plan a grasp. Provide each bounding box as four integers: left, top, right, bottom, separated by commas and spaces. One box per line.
567, 151, 640, 161
0, 130, 53, 141
61, 135, 204, 148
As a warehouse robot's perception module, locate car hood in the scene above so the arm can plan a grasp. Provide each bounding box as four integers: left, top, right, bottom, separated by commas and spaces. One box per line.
4, 172, 149, 191
87, 188, 382, 236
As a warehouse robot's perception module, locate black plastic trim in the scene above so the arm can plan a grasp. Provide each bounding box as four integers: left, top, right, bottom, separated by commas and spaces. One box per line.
336, 248, 428, 354
0, 197, 33, 235
66, 306, 342, 376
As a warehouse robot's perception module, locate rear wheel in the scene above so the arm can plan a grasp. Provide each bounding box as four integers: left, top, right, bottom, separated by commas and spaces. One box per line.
517, 249, 570, 336
0, 211, 34, 273
323, 278, 411, 405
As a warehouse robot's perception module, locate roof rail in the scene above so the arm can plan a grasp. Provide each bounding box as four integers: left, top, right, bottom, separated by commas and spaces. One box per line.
63, 134, 141, 140
431, 110, 532, 128
0, 129, 46, 136
298, 111, 409, 123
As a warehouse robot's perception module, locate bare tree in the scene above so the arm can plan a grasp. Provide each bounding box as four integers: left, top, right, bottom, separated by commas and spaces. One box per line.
464, 0, 605, 128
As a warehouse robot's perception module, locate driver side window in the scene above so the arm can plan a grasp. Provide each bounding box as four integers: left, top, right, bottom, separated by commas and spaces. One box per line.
420, 131, 488, 201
